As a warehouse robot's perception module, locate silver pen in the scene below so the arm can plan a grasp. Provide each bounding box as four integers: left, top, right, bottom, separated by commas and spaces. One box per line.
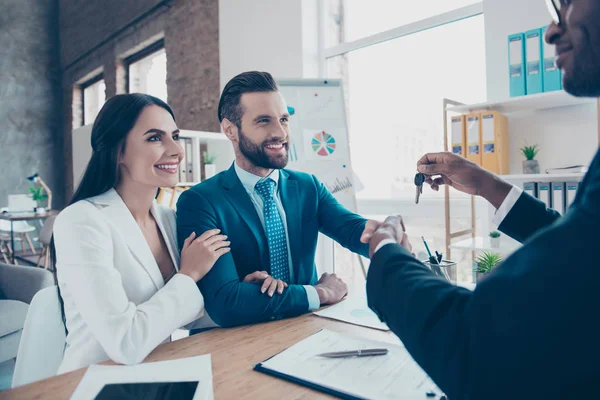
316, 348, 389, 358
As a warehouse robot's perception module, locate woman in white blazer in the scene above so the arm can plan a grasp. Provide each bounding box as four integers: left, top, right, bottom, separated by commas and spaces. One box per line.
52, 94, 230, 373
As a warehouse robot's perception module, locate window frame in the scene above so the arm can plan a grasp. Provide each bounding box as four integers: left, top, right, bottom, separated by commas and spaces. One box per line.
81, 74, 105, 126
124, 39, 166, 94
318, 1, 485, 210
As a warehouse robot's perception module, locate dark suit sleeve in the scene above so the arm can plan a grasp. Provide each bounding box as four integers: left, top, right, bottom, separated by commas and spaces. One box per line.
498, 191, 561, 243
312, 176, 370, 258
367, 198, 600, 399
177, 190, 310, 328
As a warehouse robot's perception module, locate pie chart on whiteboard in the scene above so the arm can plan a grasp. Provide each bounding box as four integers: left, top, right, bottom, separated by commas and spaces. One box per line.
311, 131, 336, 156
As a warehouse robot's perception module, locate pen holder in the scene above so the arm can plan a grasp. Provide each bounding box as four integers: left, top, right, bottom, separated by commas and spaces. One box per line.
422, 260, 457, 284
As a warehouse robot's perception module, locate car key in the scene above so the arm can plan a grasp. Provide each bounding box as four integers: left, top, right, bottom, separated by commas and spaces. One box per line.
414, 173, 425, 204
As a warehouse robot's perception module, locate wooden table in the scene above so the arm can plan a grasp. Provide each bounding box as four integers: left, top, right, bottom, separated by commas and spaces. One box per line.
0, 210, 59, 265
0, 314, 401, 399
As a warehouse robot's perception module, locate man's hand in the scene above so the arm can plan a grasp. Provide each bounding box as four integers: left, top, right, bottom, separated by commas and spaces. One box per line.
366, 215, 413, 258
314, 273, 348, 305
243, 271, 288, 297
360, 219, 383, 243
417, 152, 512, 209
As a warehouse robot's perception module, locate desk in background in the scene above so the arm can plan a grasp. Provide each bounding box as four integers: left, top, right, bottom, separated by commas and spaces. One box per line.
0, 211, 59, 265
0, 314, 401, 400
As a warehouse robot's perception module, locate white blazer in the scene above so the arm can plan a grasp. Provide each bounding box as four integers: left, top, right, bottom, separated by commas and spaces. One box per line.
53, 189, 207, 374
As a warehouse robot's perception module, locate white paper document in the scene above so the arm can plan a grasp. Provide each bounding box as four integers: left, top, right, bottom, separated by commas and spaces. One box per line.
257, 329, 441, 400
313, 296, 390, 331
70, 354, 213, 400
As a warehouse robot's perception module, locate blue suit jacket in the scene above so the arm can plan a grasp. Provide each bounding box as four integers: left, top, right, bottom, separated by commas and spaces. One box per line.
176, 164, 369, 327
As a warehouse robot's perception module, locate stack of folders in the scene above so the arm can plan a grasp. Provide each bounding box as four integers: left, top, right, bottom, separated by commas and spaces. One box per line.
178, 138, 197, 184
523, 181, 580, 215
451, 111, 509, 174
508, 26, 562, 97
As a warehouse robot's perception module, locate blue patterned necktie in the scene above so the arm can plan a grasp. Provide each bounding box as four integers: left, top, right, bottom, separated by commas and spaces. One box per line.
255, 178, 291, 283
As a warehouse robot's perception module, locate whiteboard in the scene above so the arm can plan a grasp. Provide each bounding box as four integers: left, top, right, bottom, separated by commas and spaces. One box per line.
278, 79, 358, 213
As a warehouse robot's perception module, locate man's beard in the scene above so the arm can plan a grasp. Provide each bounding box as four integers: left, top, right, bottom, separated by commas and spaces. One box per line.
238, 129, 289, 169
562, 49, 600, 97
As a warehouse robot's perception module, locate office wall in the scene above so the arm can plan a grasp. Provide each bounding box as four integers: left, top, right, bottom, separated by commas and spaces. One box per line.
59, 0, 220, 201
483, 0, 598, 172
0, 0, 63, 206
219, 0, 320, 88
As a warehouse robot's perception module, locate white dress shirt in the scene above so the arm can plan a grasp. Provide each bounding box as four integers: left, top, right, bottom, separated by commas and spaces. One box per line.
374, 186, 523, 255
234, 163, 321, 310
53, 189, 210, 373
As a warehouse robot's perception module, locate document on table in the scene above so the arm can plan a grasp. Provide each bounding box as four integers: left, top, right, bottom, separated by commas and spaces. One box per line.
254, 329, 441, 400
70, 355, 213, 400
313, 296, 390, 331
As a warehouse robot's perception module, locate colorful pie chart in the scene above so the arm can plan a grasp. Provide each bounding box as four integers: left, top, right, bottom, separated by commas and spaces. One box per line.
311, 131, 336, 156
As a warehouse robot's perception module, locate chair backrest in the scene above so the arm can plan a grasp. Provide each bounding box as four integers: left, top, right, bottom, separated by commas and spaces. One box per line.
38, 216, 56, 246
12, 286, 66, 388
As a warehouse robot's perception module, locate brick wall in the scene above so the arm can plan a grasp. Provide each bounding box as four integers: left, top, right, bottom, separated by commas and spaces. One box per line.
59, 0, 220, 203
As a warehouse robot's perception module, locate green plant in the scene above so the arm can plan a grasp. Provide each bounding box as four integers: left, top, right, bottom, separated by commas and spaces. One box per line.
203, 151, 216, 164
520, 144, 540, 161
29, 186, 47, 202
474, 251, 502, 273
489, 231, 501, 239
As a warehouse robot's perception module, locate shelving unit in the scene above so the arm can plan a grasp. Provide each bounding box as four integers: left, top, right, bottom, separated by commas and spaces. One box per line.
156, 130, 234, 209
447, 90, 596, 115
178, 130, 233, 186
442, 95, 600, 259
449, 236, 520, 256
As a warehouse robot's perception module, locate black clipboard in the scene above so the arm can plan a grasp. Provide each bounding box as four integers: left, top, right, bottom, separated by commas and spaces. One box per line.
253, 330, 367, 400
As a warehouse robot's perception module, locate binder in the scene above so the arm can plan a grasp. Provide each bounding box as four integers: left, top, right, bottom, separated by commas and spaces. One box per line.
551, 182, 565, 215
185, 138, 194, 182
480, 111, 509, 174
538, 183, 551, 209
451, 115, 466, 157
542, 26, 562, 92
466, 114, 481, 165
525, 29, 544, 95
180, 139, 188, 183
566, 181, 579, 209
524, 182, 537, 198
508, 33, 527, 97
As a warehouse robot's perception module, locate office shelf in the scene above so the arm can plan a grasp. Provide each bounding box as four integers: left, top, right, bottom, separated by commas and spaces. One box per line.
447, 90, 596, 115
500, 172, 586, 183
449, 236, 520, 255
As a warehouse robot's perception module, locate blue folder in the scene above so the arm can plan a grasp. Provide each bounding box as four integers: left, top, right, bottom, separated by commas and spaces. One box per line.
542, 26, 562, 92
525, 28, 544, 95
508, 33, 526, 97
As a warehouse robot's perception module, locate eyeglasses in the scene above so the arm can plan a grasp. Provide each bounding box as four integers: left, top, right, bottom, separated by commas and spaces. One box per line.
545, 0, 562, 25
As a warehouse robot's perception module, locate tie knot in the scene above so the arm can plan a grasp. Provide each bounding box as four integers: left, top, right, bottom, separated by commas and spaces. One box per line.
255, 178, 276, 200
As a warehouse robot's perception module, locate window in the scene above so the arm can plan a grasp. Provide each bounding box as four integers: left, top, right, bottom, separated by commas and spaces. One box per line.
322, 2, 487, 287
325, 0, 481, 46
126, 40, 167, 102
82, 75, 106, 126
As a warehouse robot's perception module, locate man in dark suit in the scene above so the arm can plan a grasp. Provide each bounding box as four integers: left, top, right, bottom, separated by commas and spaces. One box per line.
177, 71, 377, 328
363, 1, 600, 399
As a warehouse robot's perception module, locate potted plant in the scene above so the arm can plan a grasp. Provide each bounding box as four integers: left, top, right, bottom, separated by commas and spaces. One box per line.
203, 151, 217, 179
474, 251, 502, 283
29, 186, 48, 214
520, 143, 540, 174
489, 231, 501, 248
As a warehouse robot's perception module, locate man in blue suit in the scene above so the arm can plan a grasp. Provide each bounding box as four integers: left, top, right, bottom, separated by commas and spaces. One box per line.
177, 71, 378, 328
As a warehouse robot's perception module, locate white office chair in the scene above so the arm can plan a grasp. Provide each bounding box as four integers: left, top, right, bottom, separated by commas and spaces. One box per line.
11, 286, 66, 388
0, 216, 37, 256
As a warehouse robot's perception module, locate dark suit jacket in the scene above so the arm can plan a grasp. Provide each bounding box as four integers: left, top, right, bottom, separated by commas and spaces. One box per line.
177, 164, 369, 328
367, 150, 600, 400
